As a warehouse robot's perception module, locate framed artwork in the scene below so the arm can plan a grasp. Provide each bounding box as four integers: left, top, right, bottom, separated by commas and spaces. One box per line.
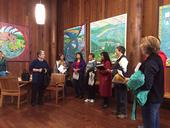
0, 22, 30, 61
159, 5, 170, 66
90, 14, 127, 62
64, 25, 86, 62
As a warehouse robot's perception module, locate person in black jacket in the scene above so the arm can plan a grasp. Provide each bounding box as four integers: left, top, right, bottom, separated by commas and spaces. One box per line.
29, 50, 49, 106
139, 36, 164, 128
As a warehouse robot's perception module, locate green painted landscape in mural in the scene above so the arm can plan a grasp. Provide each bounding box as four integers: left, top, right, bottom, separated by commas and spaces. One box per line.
90, 14, 127, 62
159, 5, 170, 66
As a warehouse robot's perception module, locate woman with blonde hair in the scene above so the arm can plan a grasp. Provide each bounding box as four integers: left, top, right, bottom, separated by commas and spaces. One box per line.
138, 36, 164, 128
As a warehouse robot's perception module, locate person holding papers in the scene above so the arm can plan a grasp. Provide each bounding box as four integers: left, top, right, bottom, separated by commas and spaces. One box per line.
29, 50, 49, 106
54, 54, 68, 74
113, 46, 128, 119
98, 52, 112, 108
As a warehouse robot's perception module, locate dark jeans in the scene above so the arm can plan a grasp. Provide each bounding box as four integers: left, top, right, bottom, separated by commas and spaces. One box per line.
103, 97, 109, 105
87, 85, 96, 99
115, 84, 127, 115
0, 71, 7, 76
142, 103, 160, 128
72, 76, 84, 97
31, 82, 45, 105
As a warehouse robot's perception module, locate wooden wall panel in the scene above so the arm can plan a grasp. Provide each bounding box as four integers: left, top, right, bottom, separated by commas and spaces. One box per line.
142, 0, 159, 37
0, 0, 53, 76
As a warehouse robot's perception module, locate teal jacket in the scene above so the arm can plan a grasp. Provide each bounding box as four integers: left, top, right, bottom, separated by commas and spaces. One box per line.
127, 70, 149, 120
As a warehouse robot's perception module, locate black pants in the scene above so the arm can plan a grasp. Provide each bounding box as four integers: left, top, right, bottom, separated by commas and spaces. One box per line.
87, 85, 96, 99
72, 76, 84, 97
103, 97, 109, 105
85, 74, 96, 99
31, 82, 45, 105
115, 84, 127, 115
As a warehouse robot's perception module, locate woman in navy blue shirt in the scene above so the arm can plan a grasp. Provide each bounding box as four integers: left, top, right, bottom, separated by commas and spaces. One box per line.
29, 50, 49, 106
139, 36, 164, 128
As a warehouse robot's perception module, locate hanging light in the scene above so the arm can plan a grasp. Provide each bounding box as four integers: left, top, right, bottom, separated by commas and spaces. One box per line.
35, 2, 46, 25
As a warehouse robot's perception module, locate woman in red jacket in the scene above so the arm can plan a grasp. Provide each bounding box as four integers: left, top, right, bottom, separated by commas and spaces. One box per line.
98, 52, 112, 108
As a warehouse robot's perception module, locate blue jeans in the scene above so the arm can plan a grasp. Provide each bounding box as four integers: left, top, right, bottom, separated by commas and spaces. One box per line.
0, 71, 7, 77
141, 103, 160, 128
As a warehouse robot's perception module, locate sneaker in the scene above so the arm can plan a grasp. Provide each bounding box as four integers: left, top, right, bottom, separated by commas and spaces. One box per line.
117, 114, 127, 119
112, 110, 119, 115
84, 99, 90, 102
102, 104, 109, 109
90, 99, 95, 103
137, 125, 144, 128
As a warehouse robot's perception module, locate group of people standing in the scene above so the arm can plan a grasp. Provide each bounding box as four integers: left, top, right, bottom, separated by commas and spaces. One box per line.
0, 35, 166, 128
71, 47, 129, 119
66, 36, 166, 128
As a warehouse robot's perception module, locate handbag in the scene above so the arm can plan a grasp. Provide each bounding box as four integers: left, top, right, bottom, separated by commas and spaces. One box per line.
21, 71, 30, 81
73, 72, 79, 80
88, 72, 95, 86
112, 73, 126, 84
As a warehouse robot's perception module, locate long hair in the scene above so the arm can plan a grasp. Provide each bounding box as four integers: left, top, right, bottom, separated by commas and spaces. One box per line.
75, 52, 84, 61
101, 51, 111, 64
59, 53, 65, 61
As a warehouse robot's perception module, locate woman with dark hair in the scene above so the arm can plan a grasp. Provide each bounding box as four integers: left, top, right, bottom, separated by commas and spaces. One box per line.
84, 53, 96, 103
72, 52, 86, 98
98, 52, 112, 108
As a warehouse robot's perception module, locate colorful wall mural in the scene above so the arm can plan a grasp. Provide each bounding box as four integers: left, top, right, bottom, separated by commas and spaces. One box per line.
64, 25, 86, 62
0, 22, 29, 61
90, 14, 127, 62
159, 5, 170, 66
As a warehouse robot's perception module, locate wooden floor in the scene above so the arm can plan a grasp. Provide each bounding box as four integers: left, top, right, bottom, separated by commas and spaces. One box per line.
0, 95, 170, 128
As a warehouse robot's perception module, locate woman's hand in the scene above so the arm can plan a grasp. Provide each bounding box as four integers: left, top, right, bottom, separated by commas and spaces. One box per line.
73, 69, 79, 73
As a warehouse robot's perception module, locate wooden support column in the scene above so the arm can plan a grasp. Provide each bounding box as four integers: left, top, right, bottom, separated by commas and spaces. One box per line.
127, 0, 143, 75
142, 0, 159, 37
50, 0, 57, 67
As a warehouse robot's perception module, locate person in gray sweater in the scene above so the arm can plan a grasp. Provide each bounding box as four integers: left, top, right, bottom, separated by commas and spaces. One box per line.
84, 53, 96, 103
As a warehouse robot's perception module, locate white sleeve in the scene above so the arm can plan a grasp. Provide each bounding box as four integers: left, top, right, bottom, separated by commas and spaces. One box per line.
118, 57, 128, 73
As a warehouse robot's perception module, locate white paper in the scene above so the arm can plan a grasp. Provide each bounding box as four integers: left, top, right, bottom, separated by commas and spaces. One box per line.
73, 72, 79, 80
58, 65, 67, 74
134, 62, 142, 72
117, 69, 124, 77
